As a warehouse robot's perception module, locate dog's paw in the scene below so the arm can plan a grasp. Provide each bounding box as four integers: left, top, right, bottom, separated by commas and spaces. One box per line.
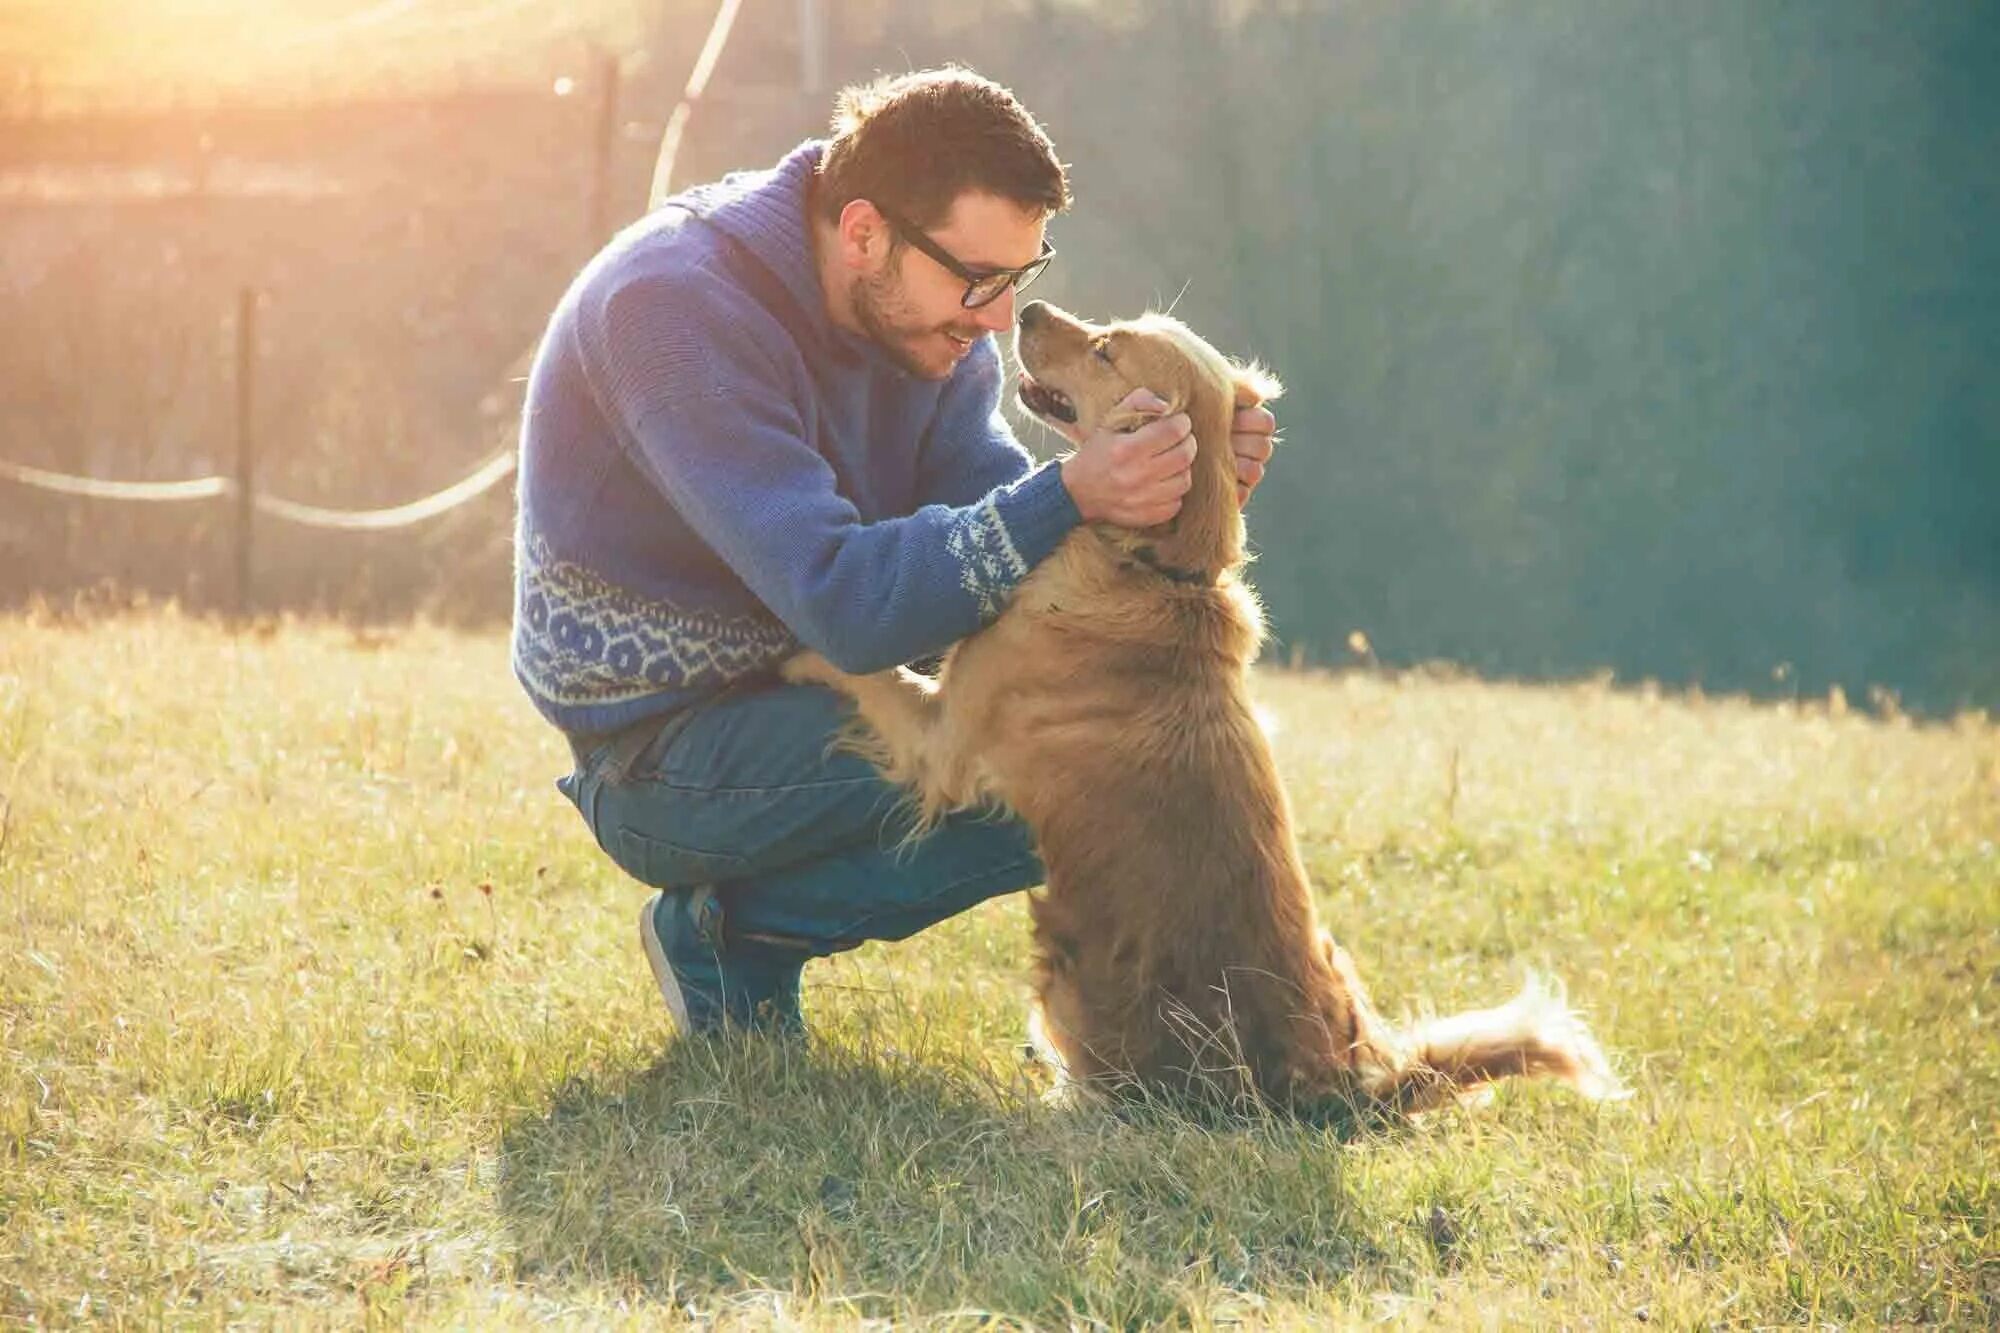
779, 650, 843, 688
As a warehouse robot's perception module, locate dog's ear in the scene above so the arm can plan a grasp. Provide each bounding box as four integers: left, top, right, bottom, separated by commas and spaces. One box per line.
1232, 362, 1283, 409
1101, 406, 1156, 436
1101, 395, 1188, 437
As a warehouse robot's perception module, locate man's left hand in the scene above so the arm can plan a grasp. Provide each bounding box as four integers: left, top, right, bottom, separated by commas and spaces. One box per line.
1230, 404, 1278, 504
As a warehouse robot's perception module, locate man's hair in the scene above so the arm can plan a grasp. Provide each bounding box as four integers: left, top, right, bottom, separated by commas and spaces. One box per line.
815, 67, 1070, 231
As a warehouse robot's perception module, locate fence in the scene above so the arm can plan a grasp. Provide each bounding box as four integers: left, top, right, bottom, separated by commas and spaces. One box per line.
1, 0, 777, 619
0, 286, 520, 612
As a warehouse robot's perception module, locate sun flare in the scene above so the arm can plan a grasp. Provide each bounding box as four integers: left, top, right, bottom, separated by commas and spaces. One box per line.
4, 0, 655, 103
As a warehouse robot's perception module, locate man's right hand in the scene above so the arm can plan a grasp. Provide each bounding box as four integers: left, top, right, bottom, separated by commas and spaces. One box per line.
1057, 388, 1197, 529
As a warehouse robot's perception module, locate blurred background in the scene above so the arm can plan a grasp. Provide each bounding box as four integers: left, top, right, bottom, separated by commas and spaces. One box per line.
2, 0, 1994, 712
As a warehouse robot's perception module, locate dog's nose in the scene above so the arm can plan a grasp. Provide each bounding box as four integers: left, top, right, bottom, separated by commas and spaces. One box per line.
1018, 300, 1048, 330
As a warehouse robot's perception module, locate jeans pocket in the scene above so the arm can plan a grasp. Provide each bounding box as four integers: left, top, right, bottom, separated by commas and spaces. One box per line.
610, 825, 753, 888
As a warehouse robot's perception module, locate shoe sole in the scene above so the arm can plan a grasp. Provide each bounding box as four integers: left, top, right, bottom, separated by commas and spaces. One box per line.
638, 890, 691, 1031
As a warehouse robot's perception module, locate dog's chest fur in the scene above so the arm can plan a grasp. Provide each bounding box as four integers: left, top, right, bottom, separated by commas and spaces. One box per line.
939, 531, 1264, 783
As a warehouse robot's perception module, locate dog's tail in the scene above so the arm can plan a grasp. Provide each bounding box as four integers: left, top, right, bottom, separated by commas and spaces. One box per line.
1366, 973, 1629, 1113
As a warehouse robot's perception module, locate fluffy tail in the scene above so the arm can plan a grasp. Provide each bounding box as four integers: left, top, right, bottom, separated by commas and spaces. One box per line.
1368, 974, 1629, 1113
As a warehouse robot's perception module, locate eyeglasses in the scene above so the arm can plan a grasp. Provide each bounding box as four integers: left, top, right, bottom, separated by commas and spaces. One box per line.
874, 203, 1055, 309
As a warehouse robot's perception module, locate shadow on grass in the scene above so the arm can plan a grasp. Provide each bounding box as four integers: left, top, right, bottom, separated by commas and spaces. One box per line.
497, 1027, 1385, 1324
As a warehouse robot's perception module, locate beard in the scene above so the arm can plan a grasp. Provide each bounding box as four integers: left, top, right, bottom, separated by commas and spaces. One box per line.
852, 264, 985, 380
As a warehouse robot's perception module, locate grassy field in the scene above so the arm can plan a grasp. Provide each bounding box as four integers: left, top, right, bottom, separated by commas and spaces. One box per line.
2, 612, 1994, 1327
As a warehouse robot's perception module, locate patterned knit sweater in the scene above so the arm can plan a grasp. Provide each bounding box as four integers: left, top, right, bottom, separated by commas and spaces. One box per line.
511, 140, 1080, 737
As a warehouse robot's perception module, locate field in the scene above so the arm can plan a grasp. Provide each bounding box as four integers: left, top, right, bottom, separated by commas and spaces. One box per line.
2, 613, 1995, 1326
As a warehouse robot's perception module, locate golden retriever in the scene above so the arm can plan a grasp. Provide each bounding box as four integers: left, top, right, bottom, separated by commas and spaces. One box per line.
784, 300, 1623, 1118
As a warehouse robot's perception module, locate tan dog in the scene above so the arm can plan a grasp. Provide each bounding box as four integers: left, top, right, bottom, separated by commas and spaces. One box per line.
785, 300, 1623, 1118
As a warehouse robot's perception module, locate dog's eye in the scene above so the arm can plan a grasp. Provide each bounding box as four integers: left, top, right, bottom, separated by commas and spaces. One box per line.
1091, 340, 1115, 364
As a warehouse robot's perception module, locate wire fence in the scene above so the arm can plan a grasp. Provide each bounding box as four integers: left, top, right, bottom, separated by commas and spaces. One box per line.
0, 274, 529, 611
2, 0, 775, 617
0, 0, 1156, 622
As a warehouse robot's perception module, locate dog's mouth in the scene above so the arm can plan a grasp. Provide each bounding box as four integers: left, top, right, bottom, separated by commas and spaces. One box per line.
1016, 370, 1077, 425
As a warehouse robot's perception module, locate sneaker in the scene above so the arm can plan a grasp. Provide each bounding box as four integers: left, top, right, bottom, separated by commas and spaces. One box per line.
639, 887, 727, 1032
638, 888, 805, 1035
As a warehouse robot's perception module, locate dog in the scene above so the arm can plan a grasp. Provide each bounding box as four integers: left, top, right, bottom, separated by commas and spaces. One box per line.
784, 300, 1623, 1118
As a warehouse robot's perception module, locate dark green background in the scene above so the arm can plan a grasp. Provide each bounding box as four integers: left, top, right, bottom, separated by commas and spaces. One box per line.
938, 0, 1997, 710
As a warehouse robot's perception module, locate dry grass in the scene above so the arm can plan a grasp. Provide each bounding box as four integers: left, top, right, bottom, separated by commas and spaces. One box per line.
2, 611, 1995, 1326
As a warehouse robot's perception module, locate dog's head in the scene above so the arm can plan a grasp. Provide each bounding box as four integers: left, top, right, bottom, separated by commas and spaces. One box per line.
1013, 300, 1280, 576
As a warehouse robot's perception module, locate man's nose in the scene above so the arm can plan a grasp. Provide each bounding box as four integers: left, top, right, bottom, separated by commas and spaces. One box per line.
973, 285, 1018, 332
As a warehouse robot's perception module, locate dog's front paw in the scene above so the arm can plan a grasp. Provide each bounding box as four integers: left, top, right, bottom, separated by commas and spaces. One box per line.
780, 650, 844, 688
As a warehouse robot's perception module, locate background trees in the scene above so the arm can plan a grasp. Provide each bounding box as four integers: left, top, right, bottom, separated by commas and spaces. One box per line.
4, 0, 1993, 710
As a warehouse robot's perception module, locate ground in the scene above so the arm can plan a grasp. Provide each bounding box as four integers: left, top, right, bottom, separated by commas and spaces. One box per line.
2, 612, 1994, 1327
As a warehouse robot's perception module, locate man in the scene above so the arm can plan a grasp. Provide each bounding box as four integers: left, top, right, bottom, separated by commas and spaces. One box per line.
513, 67, 1277, 1036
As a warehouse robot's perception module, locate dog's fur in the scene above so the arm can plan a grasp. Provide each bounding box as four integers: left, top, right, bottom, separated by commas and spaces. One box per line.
784, 301, 1623, 1117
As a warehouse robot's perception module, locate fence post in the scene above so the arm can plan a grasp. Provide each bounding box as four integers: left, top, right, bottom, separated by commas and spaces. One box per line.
235, 287, 257, 617
586, 47, 622, 252
799, 0, 827, 94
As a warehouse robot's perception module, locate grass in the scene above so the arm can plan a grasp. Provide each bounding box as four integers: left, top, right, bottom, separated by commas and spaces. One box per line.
2, 610, 1995, 1327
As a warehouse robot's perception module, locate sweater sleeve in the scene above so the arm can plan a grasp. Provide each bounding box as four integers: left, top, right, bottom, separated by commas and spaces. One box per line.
578, 266, 1081, 674
914, 335, 1047, 508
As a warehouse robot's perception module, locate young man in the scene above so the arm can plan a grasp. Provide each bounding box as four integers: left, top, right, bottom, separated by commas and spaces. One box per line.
513, 68, 1277, 1035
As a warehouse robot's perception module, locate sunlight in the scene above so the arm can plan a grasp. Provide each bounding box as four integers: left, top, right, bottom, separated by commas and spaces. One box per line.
6, 0, 649, 102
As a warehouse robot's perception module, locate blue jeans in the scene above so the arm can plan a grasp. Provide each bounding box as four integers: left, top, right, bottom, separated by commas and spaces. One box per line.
557, 678, 1044, 1023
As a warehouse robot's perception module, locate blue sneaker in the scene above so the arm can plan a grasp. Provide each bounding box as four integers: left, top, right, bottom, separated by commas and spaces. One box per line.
638, 889, 804, 1035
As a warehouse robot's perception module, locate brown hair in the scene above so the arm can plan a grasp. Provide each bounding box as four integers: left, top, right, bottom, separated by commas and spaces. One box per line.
815, 67, 1070, 230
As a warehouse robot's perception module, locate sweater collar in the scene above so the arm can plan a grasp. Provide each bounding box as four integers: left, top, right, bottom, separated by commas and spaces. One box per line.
668, 139, 883, 366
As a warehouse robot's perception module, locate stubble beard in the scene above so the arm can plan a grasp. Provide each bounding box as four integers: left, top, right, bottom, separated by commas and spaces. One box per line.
852, 265, 980, 381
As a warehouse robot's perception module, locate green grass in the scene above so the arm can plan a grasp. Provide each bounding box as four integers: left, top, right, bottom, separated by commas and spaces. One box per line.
3, 611, 1995, 1327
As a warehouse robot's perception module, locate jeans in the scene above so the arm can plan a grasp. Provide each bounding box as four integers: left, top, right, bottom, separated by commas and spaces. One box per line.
557, 678, 1044, 1021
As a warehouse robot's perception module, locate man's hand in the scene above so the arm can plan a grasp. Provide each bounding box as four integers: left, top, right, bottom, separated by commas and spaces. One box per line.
1230, 402, 1278, 504
1057, 388, 1196, 529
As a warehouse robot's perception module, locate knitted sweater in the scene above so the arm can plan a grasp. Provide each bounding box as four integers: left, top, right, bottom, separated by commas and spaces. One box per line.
511, 140, 1080, 737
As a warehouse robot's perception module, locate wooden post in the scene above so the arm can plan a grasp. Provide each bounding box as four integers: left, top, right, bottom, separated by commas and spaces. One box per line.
586, 48, 622, 251
234, 287, 256, 618
799, 0, 827, 94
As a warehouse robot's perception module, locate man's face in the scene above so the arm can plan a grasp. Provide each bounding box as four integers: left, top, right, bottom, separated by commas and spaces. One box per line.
852, 191, 1048, 381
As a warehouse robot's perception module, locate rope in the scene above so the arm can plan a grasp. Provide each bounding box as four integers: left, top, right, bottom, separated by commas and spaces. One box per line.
0, 447, 515, 530
13, 0, 743, 526
251, 449, 515, 529
648, 0, 747, 207
0, 458, 232, 502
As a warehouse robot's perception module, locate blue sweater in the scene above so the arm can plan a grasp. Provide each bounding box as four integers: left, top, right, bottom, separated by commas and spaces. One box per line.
512, 140, 1081, 737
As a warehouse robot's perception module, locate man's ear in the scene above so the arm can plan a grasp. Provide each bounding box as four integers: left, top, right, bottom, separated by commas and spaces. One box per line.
1232, 362, 1283, 409
836, 199, 892, 271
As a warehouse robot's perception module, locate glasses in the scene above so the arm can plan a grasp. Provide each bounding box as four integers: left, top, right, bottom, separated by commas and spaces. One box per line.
875, 203, 1055, 309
